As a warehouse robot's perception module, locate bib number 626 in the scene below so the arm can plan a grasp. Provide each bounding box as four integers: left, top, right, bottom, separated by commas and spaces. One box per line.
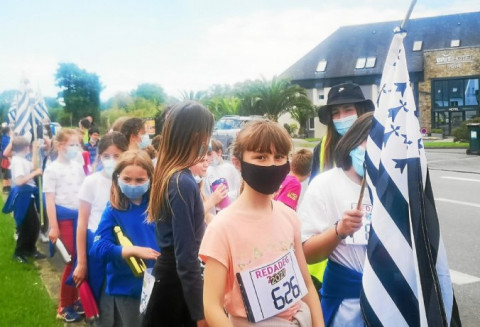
270, 276, 301, 310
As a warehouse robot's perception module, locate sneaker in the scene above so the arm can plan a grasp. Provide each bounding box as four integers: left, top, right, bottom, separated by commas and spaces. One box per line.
73, 299, 85, 315
57, 306, 83, 323
30, 251, 47, 260
13, 254, 28, 264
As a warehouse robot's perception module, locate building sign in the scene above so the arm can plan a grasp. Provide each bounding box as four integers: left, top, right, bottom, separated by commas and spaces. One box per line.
436, 53, 473, 69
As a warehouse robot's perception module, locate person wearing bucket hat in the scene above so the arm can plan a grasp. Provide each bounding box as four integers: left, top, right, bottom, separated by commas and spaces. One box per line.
304, 82, 374, 297
310, 82, 374, 182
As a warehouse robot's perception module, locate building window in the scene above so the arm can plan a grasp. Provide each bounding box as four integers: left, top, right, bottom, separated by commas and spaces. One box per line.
355, 57, 366, 69
451, 39, 460, 47
433, 78, 479, 108
318, 94, 324, 100
316, 60, 327, 72
308, 118, 315, 130
365, 57, 376, 68
413, 41, 423, 51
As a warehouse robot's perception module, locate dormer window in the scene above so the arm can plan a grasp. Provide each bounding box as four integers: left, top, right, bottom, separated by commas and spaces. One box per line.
365, 57, 376, 68
315, 60, 327, 72
451, 39, 460, 47
413, 41, 423, 51
355, 57, 366, 69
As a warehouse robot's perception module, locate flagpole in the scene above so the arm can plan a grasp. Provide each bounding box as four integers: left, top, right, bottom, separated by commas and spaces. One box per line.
400, 0, 417, 29
31, 101, 45, 228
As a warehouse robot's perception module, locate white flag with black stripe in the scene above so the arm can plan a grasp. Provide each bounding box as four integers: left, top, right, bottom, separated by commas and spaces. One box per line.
360, 29, 461, 327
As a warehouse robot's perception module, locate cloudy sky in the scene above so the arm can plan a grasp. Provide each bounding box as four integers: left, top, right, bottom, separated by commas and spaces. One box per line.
1, 0, 479, 100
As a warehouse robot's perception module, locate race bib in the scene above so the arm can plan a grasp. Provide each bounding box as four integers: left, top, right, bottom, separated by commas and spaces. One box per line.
139, 268, 155, 314
346, 203, 372, 245
236, 248, 308, 323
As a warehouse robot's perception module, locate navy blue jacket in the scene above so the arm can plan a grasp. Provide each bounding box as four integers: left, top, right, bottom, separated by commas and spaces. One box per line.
155, 170, 205, 321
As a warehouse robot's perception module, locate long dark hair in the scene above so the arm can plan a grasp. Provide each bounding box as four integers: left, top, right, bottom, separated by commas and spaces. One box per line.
147, 101, 214, 222
334, 112, 374, 170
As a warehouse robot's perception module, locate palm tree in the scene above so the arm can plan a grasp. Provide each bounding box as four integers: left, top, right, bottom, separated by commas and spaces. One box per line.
207, 96, 242, 119
247, 76, 314, 122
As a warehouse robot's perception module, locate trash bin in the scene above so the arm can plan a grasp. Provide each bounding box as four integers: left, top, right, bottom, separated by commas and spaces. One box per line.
466, 123, 480, 155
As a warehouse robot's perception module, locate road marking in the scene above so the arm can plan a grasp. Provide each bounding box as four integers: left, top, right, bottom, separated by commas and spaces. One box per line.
441, 176, 480, 183
435, 198, 480, 208
449, 269, 480, 286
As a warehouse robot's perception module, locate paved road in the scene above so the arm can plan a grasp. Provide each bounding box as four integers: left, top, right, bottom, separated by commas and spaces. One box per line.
426, 149, 480, 327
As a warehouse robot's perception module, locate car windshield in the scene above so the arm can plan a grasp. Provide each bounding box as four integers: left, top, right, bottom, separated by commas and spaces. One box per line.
215, 118, 244, 130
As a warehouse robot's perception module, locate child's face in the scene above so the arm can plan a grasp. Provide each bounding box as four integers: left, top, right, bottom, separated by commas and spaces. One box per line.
59, 135, 81, 154
90, 132, 100, 143
190, 156, 209, 177
119, 164, 149, 186
100, 145, 123, 161
242, 149, 288, 167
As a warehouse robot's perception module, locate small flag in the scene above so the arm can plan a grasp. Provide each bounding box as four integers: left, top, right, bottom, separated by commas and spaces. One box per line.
360, 29, 461, 327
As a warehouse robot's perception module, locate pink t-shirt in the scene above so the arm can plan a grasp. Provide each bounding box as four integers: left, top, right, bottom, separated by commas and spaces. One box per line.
274, 175, 301, 211
199, 200, 302, 321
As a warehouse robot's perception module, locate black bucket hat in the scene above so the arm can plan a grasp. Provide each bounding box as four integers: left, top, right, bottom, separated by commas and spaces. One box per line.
318, 82, 375, 125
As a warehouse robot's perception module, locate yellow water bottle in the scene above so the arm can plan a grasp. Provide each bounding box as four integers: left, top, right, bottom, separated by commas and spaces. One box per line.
114, 226, 147, 277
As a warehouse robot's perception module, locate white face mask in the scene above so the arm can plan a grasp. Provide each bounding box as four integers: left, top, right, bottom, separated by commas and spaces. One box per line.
193, 175, 203, 184
101, 158, 117, 178
139, 134, 151, 149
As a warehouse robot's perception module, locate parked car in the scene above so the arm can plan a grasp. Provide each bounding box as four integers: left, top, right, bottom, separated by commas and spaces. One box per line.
212, 115, 266, 159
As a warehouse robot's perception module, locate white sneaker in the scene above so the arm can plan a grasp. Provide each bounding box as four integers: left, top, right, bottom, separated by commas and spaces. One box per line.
14, 232, 18, 241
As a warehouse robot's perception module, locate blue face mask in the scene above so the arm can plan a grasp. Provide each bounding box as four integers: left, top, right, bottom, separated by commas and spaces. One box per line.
333, 114, 358, 136
118, 179, 150, 200
66, 146, 79, 160
349, 146, 366, 177
139, 134, 151, 149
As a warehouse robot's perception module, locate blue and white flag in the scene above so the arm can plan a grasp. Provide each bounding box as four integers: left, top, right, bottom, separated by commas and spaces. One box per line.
7, 94, 18, 124
34, 90, 49, 124
13, 79, 36, 141
360, 30, 461, 327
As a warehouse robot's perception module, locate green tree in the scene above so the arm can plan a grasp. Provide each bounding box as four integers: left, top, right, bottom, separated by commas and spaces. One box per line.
180, 90, 207, 103
236, 76, 313, 122
0, 90, 17, 122
133, 83, 166, 105
207, 96, 242, 119
55, 63, 103, 124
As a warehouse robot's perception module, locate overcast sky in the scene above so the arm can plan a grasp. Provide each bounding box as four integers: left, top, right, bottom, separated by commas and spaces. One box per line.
1, 0, 479, 101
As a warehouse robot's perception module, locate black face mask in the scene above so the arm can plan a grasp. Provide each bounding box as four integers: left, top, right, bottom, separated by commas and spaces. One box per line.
240, 161, 290, 195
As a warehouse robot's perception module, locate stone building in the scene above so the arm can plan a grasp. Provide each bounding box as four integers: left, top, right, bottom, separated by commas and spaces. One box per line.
282, 11, 480, 136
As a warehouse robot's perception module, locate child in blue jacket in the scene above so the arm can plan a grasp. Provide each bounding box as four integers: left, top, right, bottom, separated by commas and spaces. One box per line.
92, 150, 160, 326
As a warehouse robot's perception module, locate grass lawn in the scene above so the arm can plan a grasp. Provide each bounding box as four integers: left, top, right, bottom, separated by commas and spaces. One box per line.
0, 197, 62, 327
423, 142, 468, 148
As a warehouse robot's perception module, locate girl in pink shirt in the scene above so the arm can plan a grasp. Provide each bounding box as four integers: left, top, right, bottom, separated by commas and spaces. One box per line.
200, 120, 324, 327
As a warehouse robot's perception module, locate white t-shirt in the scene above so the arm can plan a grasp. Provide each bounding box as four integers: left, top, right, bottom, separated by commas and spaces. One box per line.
203, 161, 241, 201
11, 155, 36, 187
78, 171, 112, 232
298, 167, 370, 327
43, 160, 85, 210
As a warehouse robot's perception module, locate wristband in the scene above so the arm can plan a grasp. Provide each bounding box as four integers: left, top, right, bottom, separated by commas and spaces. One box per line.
334, 220, 347, 240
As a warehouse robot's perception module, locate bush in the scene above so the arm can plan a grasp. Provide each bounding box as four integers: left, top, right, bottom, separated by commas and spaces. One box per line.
289, 123, 298, 136
452, 117, 480, 142
431, 128, 443, 134
283, 123, 292, 135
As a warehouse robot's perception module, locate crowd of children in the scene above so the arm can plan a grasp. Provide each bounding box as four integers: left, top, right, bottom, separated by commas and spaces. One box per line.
1, 83, 375, 327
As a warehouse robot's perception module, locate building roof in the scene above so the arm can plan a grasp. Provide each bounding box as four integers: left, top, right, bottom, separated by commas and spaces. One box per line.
282, 11, 480, 83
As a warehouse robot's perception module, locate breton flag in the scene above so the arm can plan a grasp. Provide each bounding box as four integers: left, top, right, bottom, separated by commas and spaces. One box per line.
12, 79, 49, 141
360, 29, 461, 326
7, 94, 18, 124
33, 90, 49, 124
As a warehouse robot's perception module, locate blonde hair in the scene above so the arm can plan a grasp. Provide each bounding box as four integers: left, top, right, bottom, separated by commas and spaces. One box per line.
54, 128, 80, 147
147, 101, 214, 222
232, 120, 291, 161
110, 150, 154, 211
